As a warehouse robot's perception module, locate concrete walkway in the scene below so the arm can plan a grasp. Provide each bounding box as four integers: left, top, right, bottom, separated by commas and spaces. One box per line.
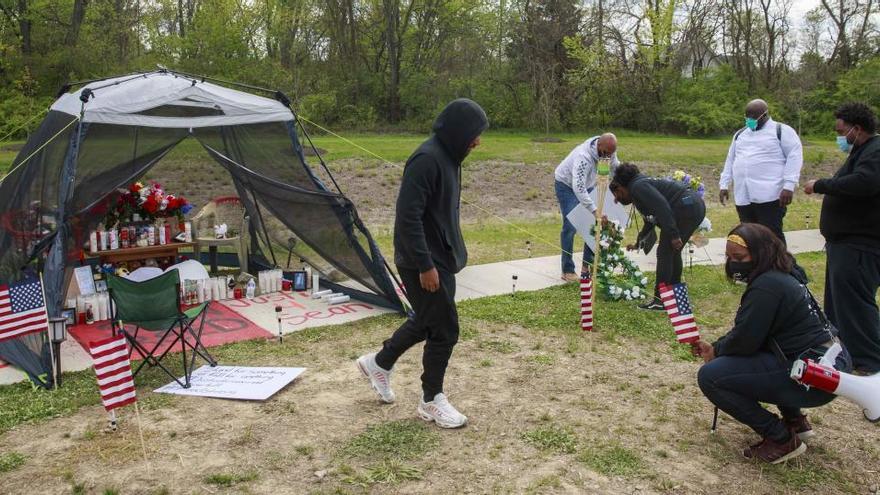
454, 229, 826, 301
0, 229, 826, 385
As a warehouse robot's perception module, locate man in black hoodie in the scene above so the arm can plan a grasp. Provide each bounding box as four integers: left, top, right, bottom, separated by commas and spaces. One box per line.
357, 99, 488, 428
804, 102, 880, 374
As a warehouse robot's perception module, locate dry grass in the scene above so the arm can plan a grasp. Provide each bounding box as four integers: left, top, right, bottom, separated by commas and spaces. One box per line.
0, 255, 877, 494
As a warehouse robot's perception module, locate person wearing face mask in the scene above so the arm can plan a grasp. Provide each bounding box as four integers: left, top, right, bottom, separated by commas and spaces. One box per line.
609, 163, 706, 310
554, 133, 619, 282
356, 99, 488, 428
693, 223, 851, 464
719, 99, 803, 245
804, 102, 880, 375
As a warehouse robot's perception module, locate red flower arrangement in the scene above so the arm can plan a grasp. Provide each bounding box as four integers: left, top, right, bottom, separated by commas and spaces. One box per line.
104, 181, 194, 228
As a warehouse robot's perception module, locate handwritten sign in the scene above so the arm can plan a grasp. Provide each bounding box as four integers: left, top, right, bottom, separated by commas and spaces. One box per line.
221, 291, 392, 334
154, 365, 306, 400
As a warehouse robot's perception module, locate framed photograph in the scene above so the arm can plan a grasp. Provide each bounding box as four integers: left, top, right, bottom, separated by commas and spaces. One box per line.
95, 280, 108, 293
61, 308, 76, 326
292, 271, 307, 291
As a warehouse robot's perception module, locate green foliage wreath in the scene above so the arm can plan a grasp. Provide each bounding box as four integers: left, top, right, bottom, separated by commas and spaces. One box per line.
590, 221, 649, 301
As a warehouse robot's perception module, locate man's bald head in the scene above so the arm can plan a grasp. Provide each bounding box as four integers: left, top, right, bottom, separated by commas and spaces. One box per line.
745, 99, 769, 119
597, 133, 617, 158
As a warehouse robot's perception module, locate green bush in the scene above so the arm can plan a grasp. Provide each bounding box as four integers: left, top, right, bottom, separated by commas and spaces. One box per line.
661, 66, 746, 136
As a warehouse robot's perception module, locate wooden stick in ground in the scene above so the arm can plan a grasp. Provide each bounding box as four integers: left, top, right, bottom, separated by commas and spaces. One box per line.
591, 173, 610, 278
134, 402, 149, 467
38, 272, 58, 390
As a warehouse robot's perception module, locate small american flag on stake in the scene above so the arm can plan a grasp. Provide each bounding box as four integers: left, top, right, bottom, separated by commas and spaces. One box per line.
580, 274, 593, 332
658, 282, 700, 344
88, 335, 137, 411
0, 276, 49, 343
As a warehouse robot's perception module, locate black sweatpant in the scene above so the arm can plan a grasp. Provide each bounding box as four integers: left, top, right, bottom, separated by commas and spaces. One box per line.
654, 199, 706, 299
698, 350, 849, 442
825, 242, 880, 372
375, 266, 459, 401
736, 201, 787, 244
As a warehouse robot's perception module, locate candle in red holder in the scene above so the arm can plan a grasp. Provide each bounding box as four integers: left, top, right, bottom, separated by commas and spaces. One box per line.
234, 287, 243, 299
282, 279, 292, 291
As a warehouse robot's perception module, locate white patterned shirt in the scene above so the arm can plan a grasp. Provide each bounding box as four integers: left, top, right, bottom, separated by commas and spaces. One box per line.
554, 136, 620, 212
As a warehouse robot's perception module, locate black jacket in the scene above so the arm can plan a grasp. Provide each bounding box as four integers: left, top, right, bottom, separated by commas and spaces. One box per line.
630, 175, 692, 240
815, 135, 880, 249
393, 99, 489, 274
713, 270, 831, 360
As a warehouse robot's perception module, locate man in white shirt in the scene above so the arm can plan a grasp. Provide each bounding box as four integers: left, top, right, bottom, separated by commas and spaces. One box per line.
554, 133, 619, 282
719, 99, 803, 244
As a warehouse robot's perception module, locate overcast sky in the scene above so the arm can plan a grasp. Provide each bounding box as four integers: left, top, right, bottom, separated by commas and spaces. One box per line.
790, 0, 822, 27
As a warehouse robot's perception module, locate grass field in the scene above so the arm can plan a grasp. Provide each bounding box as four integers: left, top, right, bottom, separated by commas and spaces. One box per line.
0, 252, 877, 494
0, 128, 840, 174
1, 129, 836, 268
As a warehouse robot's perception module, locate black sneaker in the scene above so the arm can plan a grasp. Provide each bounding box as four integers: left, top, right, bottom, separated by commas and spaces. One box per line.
638, 299, 665, 311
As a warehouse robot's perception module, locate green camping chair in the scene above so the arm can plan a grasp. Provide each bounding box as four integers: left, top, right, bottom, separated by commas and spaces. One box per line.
106, 270, 216, 388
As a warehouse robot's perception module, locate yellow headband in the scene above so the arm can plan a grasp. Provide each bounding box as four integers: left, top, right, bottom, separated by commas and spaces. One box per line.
727, 234, 748, 248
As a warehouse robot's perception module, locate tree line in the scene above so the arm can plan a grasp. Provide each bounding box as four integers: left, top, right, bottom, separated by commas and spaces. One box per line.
1, 0, 878, 139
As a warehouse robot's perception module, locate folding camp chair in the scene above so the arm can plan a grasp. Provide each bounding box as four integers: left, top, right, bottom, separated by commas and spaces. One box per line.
106, 270, 217, 388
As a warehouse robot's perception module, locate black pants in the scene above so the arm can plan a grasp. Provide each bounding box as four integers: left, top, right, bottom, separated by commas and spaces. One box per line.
375, 266, 459, 400
654, 199, 706, 299
736, 201, 787, 244
825, 242, 880, 372
698, 350, 850, 442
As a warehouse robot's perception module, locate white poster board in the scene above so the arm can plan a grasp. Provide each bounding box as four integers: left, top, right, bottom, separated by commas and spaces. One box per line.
74, 266, 96, 296
154, 365, 306, 400
565, 186, 630, 251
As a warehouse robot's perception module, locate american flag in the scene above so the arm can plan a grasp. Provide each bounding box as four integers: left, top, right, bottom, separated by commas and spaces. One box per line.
0, 276, 49, 343
658, 282, 700, 344
88, 335, 137, 411
580, 274, 593, 332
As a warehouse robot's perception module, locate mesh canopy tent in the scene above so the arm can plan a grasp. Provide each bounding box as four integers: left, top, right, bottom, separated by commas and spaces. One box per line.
0, 70, 404, 387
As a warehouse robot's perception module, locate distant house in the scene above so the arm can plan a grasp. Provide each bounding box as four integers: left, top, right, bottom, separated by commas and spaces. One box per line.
672, 40, 727, 77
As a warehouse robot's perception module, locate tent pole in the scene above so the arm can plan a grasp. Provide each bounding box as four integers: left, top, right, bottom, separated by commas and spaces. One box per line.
246, 186, 278, 267
294, 117, 344, 195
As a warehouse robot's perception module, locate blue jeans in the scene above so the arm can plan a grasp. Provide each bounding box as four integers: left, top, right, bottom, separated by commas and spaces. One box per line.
555, 180, 594, 274
697, 348, 851, 442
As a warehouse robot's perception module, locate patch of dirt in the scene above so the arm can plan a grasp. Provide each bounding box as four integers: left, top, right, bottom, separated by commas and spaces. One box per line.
322, 159, 561, 227
0, 314, 877, 494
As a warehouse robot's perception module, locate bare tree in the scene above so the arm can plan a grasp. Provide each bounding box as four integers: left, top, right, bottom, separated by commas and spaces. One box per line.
820, 0, 877, 68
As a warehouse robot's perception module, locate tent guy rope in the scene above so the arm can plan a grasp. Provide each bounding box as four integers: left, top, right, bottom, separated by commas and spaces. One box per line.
297, 115, 583, 271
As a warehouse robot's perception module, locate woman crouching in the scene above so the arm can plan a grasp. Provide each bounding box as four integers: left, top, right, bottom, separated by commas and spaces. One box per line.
693, 223, 851, 463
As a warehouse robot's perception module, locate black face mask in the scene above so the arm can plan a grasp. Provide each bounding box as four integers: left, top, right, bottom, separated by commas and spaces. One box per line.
726, 260, 754, 282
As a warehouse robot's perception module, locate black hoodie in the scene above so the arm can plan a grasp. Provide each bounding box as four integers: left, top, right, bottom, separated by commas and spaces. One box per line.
815, 134, 880, 249
393, 99, 489, 274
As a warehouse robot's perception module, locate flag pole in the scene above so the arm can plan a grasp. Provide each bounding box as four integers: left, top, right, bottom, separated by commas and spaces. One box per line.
108, 409, 118, 431
134, 402, 149, 466
37, 272, 58, 390
591, 162, 611, 279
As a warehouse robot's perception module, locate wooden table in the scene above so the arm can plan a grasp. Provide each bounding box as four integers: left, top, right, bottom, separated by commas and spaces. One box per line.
92, 242, 194, 264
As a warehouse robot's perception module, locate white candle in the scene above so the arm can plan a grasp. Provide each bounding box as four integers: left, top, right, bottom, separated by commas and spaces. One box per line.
311, 289, 332, 299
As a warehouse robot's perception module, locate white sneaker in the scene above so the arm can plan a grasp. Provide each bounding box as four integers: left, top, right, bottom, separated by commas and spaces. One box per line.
418, 393, 468, 428
356, 353, 395, 403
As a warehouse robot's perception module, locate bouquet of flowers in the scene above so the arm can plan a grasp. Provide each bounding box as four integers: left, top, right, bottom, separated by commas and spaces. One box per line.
667, 170, 705, 198
104, 181, 193, 228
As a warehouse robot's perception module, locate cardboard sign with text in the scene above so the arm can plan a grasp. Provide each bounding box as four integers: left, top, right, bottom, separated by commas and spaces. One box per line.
155, 365, 306, 400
